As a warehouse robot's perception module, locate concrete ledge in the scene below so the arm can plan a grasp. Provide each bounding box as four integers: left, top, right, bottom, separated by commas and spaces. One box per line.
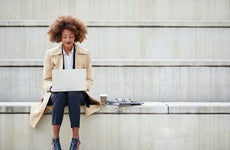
0, 102, 168, 114
166, 102, 230, 114
1, 59, 230, 67
1, 20, 230, 27
0, 102, 33, 114
100, 102, 168, 114
1, 102, 230, 114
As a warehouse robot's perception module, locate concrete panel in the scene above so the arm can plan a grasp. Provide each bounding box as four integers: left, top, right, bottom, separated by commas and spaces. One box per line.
1, 67, 230, 102
93, 67, 230, 102
0, 27, 53, 59
1, 27, 230, 59
85, 27, 230, 59
0, 113, 230, 150
0, 0, 229, 20
0, 67, 44, 102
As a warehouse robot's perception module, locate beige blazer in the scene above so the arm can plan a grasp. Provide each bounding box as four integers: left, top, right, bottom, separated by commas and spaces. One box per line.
29, 43, 101, 128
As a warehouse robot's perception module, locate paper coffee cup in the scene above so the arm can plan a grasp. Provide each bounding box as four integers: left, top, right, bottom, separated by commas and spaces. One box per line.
100, 94, 107, 105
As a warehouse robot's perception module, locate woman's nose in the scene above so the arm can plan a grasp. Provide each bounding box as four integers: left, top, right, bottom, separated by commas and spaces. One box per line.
66, 37, 70, 41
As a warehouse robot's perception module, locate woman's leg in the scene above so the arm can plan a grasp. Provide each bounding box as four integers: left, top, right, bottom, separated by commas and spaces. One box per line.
50, 92, 67, 138
67, 91, 84, 138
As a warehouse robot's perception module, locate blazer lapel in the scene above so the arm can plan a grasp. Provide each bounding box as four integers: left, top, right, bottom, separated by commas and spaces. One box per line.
75, 44, 86, 68
50, 46, 63, 70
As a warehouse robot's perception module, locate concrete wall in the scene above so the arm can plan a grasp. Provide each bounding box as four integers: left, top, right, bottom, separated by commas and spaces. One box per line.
1, 1, 230, 150
1, 102, 230, 150
0, 0, 230, 102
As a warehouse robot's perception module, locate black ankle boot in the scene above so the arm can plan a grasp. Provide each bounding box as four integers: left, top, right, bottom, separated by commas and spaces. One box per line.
69, 138, 80, 150
52, 138, 62, 150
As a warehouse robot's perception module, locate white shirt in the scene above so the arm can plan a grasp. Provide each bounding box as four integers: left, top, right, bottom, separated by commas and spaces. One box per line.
63, 47, 74, 70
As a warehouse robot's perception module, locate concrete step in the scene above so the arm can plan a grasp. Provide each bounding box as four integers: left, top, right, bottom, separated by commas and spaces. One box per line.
1, 59, 230, 67
1, 21, 230, 60
1, 102, 230, 114
1, 20, 230, 27
0, 60, 230, 102
0, 102, 230, 150
0, 0, 230, 20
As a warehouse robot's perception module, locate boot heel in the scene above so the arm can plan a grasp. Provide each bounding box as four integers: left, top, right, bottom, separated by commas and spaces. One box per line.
69, 138, 80, 150
52, 138, 62, 150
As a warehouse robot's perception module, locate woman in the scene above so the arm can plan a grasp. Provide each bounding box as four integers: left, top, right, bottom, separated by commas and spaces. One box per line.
29, 16, 101, 150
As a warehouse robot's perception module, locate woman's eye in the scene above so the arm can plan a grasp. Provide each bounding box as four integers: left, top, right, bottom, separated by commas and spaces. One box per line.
62, 36, 74, 39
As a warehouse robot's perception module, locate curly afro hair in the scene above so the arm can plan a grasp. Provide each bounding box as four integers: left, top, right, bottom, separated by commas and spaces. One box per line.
47, 16, 87, 43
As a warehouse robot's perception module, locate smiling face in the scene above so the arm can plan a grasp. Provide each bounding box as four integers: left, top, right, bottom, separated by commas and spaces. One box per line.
61, 29, 75, 51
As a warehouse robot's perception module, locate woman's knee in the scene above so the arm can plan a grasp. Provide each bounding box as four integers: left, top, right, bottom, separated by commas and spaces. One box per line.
51, 92, 67, 105
67, 91, 84, 99
67, 91, 84, 104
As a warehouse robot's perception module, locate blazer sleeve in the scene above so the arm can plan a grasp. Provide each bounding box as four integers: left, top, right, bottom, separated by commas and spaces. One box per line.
42, 50, 52, 92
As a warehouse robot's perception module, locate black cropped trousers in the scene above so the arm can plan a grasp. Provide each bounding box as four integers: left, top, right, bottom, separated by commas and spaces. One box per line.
50, 91, 85, 128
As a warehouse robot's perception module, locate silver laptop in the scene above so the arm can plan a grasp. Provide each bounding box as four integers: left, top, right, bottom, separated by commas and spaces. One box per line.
52, 69, 87, 92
